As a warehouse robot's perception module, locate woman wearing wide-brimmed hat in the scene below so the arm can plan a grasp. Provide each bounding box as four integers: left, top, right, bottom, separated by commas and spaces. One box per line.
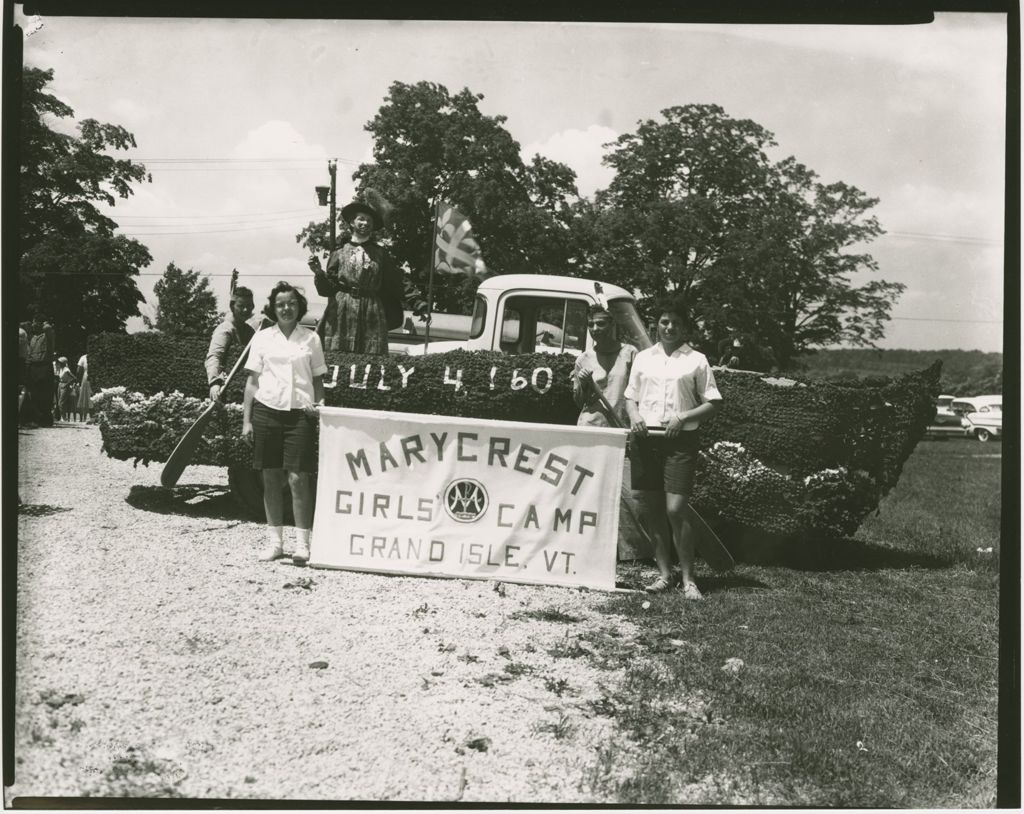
308, 190, 404, 355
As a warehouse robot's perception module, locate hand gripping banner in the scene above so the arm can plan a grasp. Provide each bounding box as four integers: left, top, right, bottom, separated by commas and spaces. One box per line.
311, 407, 627, 590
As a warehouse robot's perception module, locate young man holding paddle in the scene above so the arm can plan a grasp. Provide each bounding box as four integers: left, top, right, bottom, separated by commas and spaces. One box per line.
205, 286, 271, 401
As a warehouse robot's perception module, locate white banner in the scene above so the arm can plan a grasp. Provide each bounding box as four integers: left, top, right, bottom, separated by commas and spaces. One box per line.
311, 407, 626, 590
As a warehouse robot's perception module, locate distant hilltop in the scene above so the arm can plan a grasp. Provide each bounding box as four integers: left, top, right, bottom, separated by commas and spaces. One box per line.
797, 348, 1002, 396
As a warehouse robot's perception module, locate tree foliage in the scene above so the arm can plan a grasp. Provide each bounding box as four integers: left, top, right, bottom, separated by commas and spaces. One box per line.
143, 262, 222, 336
297, 81, 580, 314
19, 66, 153, 355
297, 92, 900, 367
578, 104, 903, 369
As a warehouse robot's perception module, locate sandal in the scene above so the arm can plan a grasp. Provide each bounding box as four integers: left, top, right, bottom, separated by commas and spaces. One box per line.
644, 576, 674, 594
681, 582, 705, 601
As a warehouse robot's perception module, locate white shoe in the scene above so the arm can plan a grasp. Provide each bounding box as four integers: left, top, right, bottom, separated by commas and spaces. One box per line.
292, 541, 310, 566
258, 543, 284, 562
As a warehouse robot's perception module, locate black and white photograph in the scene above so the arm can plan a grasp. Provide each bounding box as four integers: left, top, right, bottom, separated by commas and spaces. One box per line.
6, 5, 1014, 807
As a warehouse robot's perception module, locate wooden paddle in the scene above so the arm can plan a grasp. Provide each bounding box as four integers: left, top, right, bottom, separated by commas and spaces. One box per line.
584, 376, 735, 572
160, 333, 257, 488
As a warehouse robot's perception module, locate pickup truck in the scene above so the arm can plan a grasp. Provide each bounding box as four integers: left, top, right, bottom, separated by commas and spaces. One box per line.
388, 274, 652, 356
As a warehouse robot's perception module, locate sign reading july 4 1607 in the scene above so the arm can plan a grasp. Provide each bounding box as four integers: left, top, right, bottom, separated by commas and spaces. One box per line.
311, 407, 626, 590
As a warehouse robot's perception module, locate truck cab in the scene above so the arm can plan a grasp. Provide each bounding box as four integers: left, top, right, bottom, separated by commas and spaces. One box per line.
395, 274, 652, 356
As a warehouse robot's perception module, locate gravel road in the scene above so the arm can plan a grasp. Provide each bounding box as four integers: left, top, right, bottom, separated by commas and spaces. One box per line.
9, 424, 675, 803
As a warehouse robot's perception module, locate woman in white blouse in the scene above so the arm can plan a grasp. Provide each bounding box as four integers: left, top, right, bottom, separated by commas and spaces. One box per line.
242, 282, 327, 565
624, 299, 722, 599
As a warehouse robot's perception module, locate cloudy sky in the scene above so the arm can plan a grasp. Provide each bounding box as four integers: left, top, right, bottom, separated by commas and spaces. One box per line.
18, 12, 1008, 351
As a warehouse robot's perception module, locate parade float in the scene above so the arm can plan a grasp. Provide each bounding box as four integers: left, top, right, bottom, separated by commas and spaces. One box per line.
89, 326, 940, 545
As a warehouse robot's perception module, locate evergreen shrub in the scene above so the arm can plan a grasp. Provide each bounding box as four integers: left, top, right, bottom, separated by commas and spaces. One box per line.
91, 332, 940, 540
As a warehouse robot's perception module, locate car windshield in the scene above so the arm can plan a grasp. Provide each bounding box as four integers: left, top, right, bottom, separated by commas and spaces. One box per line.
608, 298, 652, 350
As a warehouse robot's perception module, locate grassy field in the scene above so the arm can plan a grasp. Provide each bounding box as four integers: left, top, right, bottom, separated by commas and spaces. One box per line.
575, 436, 1002, 806
795, 347, 1002, 396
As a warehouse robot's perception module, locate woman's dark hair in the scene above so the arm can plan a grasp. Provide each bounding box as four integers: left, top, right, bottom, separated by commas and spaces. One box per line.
263, 281, 308, 322
587, 302, 612, 320
653, 295, 697, 339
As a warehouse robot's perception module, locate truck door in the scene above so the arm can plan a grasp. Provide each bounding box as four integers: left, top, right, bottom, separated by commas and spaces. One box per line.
497, 295, 589, 355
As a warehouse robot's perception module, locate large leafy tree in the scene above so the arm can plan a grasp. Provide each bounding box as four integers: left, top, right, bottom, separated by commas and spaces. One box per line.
297, 81, 580, 314
19, 66, 152, 355
579, 104, 903, 369
143, 263, 222, 336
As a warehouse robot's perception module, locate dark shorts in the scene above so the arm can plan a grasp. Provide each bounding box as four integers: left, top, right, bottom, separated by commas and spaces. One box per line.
629, 430, 699, 495
252, 400, 317, 473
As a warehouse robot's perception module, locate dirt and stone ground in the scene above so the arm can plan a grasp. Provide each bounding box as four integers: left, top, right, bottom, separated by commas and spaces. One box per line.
9, 424, 689, 803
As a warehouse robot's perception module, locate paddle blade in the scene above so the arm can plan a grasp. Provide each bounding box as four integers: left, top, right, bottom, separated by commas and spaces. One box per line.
160, 402, 218, 488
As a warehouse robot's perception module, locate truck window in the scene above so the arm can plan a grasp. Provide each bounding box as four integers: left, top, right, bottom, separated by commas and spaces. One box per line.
499, 296, 588, 354
469, 294, 486, 339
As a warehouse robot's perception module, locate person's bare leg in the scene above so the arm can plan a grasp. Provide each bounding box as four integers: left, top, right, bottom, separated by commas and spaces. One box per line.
288, 471, 313, 530
666, 492, 702, 599
259, 468, 286, 561
637, 490, 675, 591
288, 471, 313, 563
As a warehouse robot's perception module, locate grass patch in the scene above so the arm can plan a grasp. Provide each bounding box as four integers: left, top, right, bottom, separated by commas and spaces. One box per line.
533, 712, 577, 740
580, 440, 1000, 807
547, 636, 591, 660
511, 607, 582, 624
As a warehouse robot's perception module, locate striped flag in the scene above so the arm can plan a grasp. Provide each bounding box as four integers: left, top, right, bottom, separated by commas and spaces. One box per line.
434, 202, 488, 276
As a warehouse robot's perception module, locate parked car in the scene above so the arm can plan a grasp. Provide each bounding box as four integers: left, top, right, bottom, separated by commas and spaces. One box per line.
927, 394, 962, 435
950, 394, 1001, 416
961, 401, 1003, 442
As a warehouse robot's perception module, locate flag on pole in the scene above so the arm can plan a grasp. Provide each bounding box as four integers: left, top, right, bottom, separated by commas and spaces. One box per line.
434, 202, 488, 276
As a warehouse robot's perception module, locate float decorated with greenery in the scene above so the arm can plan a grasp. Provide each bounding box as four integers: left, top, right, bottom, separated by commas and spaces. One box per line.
90, 332, 939, 542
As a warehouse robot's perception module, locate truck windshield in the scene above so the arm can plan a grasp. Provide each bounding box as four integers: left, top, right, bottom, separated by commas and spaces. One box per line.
609, 299, 653, 350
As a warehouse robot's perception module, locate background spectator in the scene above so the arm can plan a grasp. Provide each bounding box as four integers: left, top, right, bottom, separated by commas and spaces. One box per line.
77, 353, 93, 423
24, 317, 56, 427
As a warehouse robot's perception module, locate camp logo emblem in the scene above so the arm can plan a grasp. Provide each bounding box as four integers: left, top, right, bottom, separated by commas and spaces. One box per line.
443, 478, 489, 523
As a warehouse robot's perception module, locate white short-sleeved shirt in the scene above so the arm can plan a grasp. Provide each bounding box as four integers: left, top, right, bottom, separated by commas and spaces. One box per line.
245, 324, 328, 411
624, 343, 722, 430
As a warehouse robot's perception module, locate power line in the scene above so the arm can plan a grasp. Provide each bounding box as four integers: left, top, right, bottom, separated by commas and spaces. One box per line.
37, 271, 308, 277
885, 231, 1002, 246
115, 223, 319, 236
130, 157, 361, 163
113, 207, 321, 221
892, 315, 1003, 325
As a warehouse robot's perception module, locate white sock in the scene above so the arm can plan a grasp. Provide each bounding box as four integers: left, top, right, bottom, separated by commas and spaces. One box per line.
294, 528, 311, 548
266, 525, 284, 546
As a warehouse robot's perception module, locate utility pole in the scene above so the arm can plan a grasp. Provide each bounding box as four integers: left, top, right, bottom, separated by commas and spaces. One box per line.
315, 159, 338, 252
328, 159, 337, 252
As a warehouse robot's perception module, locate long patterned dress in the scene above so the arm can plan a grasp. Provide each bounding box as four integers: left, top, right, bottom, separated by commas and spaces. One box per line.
319, 238, 396, 354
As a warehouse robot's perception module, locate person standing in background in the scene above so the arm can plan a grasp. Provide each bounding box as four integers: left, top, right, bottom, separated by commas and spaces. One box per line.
55, 357, 77, 422
25, 317, 55, 427
77, 353, 93, 423
18, 321, 30, 419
